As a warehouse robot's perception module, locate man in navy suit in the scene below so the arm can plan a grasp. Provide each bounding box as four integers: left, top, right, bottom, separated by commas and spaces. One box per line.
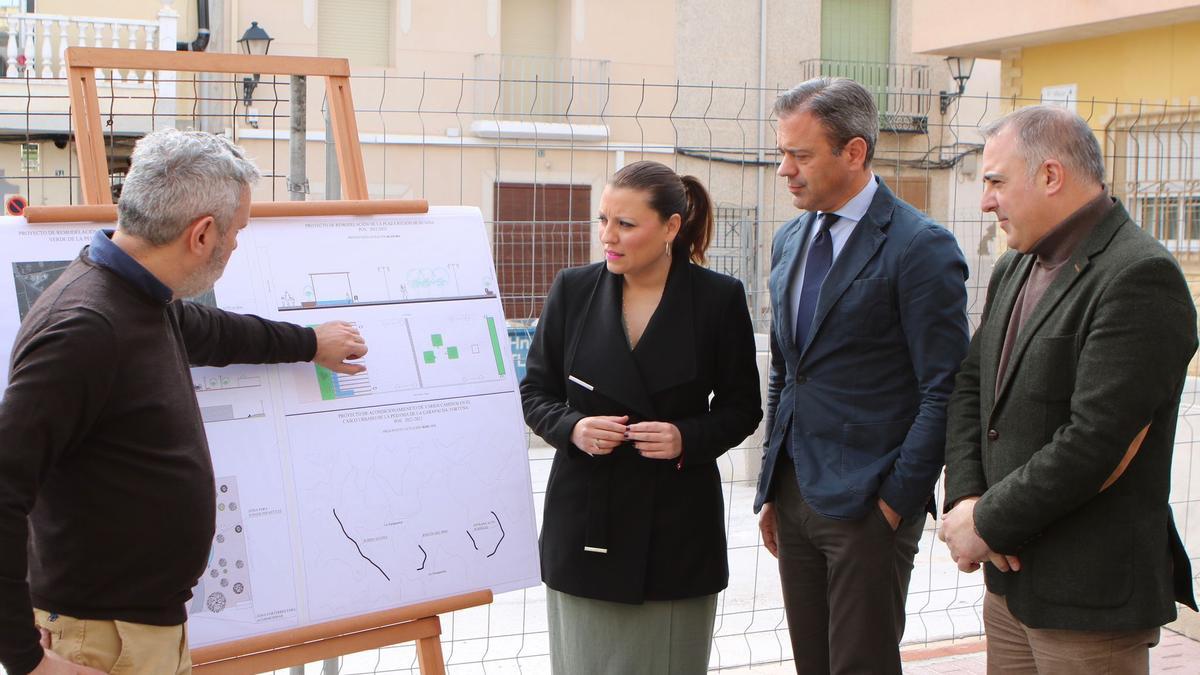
754, 77, 970, 674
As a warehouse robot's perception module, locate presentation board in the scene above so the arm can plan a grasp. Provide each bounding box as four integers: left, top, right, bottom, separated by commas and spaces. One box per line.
0, 207, 540, 649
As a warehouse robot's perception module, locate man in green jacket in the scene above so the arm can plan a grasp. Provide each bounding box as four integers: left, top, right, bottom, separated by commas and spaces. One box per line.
942, 105, 1197, 673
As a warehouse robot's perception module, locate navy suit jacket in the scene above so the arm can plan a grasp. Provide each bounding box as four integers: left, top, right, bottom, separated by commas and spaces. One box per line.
754, 177, 969, 519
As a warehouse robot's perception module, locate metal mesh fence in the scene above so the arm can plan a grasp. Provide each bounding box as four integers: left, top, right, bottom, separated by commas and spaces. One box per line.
0, 65, 1197, 673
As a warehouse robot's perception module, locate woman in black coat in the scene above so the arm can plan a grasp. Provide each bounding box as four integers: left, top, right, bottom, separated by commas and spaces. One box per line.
521, 161, 762, 674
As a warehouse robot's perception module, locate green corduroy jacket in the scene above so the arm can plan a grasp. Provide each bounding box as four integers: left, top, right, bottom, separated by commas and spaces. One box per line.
945, 198, 1199, 630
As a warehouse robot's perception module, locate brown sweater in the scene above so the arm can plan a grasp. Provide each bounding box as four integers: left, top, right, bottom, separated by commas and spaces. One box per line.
0, 252, 315, 675
996, 192, 1114, 394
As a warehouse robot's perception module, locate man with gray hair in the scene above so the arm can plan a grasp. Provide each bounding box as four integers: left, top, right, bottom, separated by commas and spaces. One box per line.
0, 128, 367, 675
754, 77, 969, 673
941, 105, 1196, 672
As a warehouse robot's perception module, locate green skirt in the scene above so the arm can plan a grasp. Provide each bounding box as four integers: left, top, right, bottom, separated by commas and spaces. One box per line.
546, 587, 718, 674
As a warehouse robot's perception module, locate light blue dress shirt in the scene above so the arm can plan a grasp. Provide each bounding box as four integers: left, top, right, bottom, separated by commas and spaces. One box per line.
790, 175, 879, 327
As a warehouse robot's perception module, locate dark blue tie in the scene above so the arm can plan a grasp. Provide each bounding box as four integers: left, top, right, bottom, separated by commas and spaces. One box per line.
794, 212, 838, 349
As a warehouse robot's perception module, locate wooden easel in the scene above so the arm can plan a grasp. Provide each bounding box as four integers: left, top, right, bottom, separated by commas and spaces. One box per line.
63, 47, 370, 204
19, 46, 497, 675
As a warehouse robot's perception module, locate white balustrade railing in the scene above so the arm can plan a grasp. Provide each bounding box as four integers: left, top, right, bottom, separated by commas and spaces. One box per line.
0, 12, 170, 82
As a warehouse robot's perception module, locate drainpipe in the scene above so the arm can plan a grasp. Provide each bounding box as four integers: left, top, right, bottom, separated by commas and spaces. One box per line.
755, 0, 767, 325
177, 0, 211, 51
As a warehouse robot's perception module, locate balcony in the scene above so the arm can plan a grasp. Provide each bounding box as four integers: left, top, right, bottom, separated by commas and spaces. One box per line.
0, 5, 179, 138
0, 11, 174, 82
471, 53, 610, 141
799, 59, 932, 133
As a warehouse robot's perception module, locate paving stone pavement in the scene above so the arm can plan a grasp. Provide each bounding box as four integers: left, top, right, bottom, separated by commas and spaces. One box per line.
714, 627, 1200, 674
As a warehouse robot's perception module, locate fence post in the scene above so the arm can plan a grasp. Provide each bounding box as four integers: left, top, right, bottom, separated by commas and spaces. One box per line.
289, 75, 307, 201
324, 104, 340, 200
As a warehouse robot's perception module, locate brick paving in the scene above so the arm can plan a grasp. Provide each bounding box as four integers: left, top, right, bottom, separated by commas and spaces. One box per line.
901, 629, 1200, 674
715, 628, 1200, 673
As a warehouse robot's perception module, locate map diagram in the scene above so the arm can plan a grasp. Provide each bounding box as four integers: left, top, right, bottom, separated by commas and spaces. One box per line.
191, 477, 253, 615
285, 388, 534, 622
0, 208, 539, 650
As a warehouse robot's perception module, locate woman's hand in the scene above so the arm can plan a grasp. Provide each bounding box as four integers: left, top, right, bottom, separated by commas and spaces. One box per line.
570, 415, 629, 456
627, 421, 683, 460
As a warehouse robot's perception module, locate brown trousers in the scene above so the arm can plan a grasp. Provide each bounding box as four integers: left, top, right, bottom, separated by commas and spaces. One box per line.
34, 608, 191, 674
983, 592, 1160, 674
772, 453, 924, 675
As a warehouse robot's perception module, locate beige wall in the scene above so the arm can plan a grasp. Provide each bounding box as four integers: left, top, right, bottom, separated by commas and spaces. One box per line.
0, 142, 77, 206
912, 0, 1200, 58
0, 0, 998, 299
35, 0, 206, 45
569, 0, 674, 85
228, 0, 503, 65
232, 0, 318, 58
669, 0, 1005, 321
37, 0, 171, 22
222, 0, 674, 139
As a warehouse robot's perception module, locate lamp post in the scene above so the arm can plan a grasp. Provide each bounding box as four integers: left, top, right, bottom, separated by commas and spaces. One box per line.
938, 55, 976, 115
237, 21, 274, 108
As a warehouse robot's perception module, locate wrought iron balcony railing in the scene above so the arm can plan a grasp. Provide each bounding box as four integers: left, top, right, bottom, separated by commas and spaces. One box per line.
799, 59, 932, 134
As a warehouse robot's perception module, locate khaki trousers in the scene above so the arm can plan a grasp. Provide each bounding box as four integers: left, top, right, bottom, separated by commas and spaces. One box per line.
34, 608, 191, 675
983, 592, 1160, 674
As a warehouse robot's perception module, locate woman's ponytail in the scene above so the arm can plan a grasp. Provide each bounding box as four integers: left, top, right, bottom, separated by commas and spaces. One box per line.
675, 174, 714, 265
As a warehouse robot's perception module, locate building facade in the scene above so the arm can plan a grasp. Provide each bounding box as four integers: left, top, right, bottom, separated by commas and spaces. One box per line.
0, 0, 999, 327
914, 0, 1200, 266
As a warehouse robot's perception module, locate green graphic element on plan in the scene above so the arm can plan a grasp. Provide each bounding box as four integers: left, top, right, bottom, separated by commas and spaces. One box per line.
487, 317, 505, 376
416, 319, 504, 376
422, 335, 462, 362
315, 364, 337, 400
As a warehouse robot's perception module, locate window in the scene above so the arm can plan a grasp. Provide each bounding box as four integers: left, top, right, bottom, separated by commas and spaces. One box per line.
318, 0, 392, 68
1109, 113, 1200, 255
820, 0, 891, 65
708, 206, 756, 282
492, 183, 590, 321
1138, 196, 1200, 252
501, 0, 557, 59
1187, 197, 1200, 242
814, 1, 928, 129
496, 0, 564, 119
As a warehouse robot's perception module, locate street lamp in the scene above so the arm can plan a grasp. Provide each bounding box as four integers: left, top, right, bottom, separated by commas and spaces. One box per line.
938, 55, 976, 114
237, 21, 274, 108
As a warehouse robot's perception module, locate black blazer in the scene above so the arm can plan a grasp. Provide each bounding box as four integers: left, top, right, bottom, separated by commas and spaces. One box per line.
945, 200, 1198, 629
521, 257, 762, 603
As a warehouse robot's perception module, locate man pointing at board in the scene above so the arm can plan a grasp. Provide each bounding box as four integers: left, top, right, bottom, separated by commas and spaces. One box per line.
0, 129, 368, 675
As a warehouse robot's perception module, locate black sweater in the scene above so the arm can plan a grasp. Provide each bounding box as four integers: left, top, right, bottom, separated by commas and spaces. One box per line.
0, 254, 316, 675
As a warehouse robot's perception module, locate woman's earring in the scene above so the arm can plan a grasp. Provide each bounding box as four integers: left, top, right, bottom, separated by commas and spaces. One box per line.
665, 241, 672, 258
